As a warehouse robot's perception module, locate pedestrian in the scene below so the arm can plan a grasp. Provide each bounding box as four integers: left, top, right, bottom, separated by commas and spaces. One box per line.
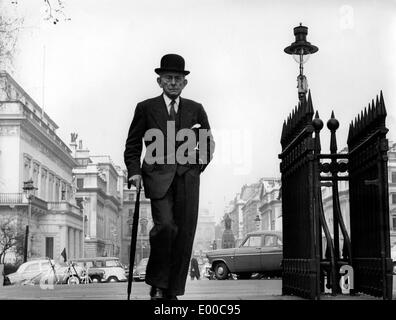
124, 53, 215, 300
190, 255, 200, 280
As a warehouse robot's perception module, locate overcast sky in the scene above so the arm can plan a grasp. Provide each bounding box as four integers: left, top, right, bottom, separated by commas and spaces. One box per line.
6, 0, 396, 223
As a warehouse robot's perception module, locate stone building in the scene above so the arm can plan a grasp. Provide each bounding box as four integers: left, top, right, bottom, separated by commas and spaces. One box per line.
258, 179, 282, 231
240, 180, 265, 238
388, 141, 396, 234
0, 71, 82, 262
72, 141, 124, 258
193, 206, 216, 254
225, 194, 244, 246
120, 181, 152, 266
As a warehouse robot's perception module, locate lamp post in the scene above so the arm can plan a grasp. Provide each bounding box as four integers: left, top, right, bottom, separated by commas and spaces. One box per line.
255, 215, 261, 231
284, 23, 318, 101
81, 197, 89, 258
23, 179, 37, 262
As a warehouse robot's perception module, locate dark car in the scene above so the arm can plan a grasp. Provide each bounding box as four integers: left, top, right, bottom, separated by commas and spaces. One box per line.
206, 230, 282, 280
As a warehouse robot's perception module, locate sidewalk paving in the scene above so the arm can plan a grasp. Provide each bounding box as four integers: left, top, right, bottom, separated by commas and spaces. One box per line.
0, 278, 394, 300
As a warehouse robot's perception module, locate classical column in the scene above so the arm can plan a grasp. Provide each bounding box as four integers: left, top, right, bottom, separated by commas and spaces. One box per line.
74, 229, 79, 258
68, 227, 73, 259
81, 230, 84, 258
59, 225, 67, 261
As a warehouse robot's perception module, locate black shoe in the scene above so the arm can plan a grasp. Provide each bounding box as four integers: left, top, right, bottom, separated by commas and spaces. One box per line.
150, 287, 165, 300
164, 290, 178, 300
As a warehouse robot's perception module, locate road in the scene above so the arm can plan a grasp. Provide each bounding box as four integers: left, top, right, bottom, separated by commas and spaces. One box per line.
1, 277, 395, 300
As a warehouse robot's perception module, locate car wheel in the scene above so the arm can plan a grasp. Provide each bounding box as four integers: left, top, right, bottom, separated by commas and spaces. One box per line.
91, 276, 101, 283
108, 276, 118, 283
67, 276, 80, 285
237, 273, 251, 280
214, 262, 229, 280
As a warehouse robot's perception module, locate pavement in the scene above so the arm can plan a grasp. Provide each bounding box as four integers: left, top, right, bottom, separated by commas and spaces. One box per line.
0, 277, 395, 300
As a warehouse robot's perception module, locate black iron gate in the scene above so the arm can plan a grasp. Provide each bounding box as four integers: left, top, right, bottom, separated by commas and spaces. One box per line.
280, 91, 392, 299
279, 92, 320, 299
347, 92, 393, 299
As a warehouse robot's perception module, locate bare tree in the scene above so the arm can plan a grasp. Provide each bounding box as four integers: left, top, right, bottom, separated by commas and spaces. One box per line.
0, 12, 22, 71
0, 0, 70, 70
0, 215, 25, 264
43, 0, 71, 25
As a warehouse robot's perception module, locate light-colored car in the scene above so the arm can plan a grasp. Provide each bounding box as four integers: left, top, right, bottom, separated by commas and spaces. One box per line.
73, 257, 127, 282
206, 231, 283, 280
133, 258, 148, 281
4, 259, 83, 285
391, 243, 396, 275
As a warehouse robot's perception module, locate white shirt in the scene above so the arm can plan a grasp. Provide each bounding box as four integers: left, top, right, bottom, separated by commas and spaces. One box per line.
163, 94, 180, 114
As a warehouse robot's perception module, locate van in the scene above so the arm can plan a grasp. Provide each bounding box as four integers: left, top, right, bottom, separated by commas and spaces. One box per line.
73, 257, 127, 282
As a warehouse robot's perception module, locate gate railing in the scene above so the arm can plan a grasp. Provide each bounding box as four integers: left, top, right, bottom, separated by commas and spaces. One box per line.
280, 90, 392, 299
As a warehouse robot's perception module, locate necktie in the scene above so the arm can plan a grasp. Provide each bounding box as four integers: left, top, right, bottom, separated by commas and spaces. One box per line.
169, 100, 176, 121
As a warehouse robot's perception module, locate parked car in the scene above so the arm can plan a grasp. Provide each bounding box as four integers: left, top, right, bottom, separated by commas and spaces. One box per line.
85, 267, 105, 283
121, 263, 129, 278
4, 258, 83, 285
73, 257, 127, 282
391, 242, 396, 275
206, 231, 283, 280
133, 258, 148, 281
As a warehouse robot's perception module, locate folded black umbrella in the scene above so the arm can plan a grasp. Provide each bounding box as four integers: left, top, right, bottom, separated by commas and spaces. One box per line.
127, 185, 141, 300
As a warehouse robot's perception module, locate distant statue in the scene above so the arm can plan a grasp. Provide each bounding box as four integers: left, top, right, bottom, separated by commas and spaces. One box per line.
70, 132, 78, 143
222, 214, 235, 249
224, 214, 232, 230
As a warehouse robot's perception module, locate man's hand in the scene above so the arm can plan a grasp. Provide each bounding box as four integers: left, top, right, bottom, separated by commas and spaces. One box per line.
129, 174, 142, 191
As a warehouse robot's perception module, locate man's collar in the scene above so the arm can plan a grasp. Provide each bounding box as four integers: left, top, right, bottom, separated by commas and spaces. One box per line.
163, 93, 180, 106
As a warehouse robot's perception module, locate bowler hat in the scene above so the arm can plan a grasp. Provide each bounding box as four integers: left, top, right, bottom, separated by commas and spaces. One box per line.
155, 54, 190, 75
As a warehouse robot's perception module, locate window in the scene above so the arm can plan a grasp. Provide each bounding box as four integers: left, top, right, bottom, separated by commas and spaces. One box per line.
392, 172, 396, 183
25, 263, 40, 272
105, 260, 122, 267
40, 261, 51, 271
77, 178, 84, 189
393, 216, 396, 230
264, 235, 282, 247
392, 194, 396, 204
242, 235, 262, 247
93, 261, 104, 267
45, 237, 54, 259
128, 209, 133, 217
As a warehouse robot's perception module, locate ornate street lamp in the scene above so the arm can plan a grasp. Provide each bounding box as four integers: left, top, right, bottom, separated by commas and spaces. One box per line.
255, 214, 261, 231
22, 179, 37, 262
81, 197, 89, 258
284, 23, 318, 101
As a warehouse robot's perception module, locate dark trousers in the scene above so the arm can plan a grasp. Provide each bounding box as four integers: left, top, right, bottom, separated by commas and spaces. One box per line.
145, 167, 200, 296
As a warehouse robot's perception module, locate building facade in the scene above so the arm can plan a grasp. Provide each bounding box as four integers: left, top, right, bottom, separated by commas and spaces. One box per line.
120, 181, 152, 266
193, 207, 216, 254
72, 142, 124, 259
258, 179, 282, 231
0, 71, 83, 262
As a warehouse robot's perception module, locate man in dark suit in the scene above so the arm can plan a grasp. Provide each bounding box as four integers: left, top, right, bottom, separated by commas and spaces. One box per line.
124, 54, 215, 300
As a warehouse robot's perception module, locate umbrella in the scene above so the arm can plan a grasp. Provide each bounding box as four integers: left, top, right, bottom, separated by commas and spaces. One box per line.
127, 185, 141, 300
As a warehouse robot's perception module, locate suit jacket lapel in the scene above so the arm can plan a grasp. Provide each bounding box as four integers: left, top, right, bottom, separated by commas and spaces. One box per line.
151, 95, 169, 134
179, 97, 193, 129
